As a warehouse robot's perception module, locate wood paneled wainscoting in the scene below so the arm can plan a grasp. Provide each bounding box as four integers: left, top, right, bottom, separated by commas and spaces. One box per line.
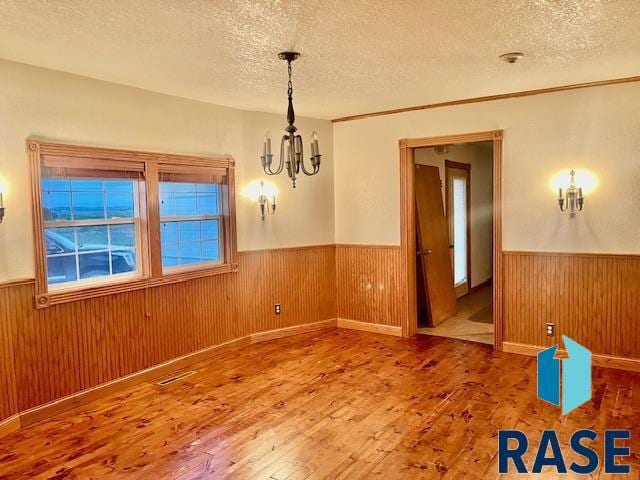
335, 245, 402, 335
0, 280, 21, 434
0, 245, 337, 432
4, 246, 640, 434
503, 251, 640, 370
335, 247, 640, 370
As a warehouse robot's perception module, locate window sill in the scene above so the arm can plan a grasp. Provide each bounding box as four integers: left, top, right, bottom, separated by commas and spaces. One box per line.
35, 262, 239, 309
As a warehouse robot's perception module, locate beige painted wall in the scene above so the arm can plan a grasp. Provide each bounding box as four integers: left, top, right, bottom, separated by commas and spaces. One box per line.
415, 143, 493, 287
334, 82, 640, 254
0, 60, 334, 282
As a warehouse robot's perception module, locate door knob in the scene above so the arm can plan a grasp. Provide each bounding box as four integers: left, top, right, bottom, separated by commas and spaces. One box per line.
424, 249, 432, 255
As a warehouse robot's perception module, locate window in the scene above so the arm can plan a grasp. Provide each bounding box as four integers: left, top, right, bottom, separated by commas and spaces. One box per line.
452, 177, 467, 285
29, 140, 237, 308
42, 177, 141, 287
159, 176, 222, 269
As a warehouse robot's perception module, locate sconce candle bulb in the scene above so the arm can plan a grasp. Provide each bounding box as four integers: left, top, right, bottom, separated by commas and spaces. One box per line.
0, 184, 5, 224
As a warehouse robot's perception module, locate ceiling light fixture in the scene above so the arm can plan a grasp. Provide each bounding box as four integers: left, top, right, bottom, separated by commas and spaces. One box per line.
261, 52, 321, 188
499, 52, 524, 64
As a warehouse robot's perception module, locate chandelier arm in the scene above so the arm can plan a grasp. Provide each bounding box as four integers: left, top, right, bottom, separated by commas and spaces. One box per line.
299, 156, 320, 176
559, 198, 567, 212
263, 135, 288, 175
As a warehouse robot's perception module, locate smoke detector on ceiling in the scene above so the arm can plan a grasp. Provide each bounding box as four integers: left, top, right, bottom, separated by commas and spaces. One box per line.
499, 52, 524, 64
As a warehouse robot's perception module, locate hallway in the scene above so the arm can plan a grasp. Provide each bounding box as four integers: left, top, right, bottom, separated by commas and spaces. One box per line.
418, 285, 493, 345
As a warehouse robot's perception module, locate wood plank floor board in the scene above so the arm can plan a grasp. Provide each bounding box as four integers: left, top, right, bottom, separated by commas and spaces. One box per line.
1, 330, 639, 479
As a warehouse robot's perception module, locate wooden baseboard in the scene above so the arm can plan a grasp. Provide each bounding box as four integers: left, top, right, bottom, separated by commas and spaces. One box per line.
251, 319, 337, 344
0, 414, 21, 438
502, 341, 640, 373
469, 278, 492, 294
18, 319, 337, 431
20, 335, 252, 427
337, 318, 402, 337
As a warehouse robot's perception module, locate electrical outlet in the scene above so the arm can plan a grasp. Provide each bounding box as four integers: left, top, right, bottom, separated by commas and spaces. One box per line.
546, 322, 555, 336
274, 303, 281, 315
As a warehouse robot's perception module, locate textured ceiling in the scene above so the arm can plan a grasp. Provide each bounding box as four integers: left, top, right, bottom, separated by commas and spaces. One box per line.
0, 0, 639, 119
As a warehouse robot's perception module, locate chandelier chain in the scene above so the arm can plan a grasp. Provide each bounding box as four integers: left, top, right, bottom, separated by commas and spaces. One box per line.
287, 61, 293, 98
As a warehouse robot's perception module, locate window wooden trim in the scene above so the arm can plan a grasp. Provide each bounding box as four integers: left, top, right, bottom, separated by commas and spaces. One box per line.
28, 139, 238, 309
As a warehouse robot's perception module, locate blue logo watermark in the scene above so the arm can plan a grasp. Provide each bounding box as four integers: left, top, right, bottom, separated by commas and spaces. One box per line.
498, 336, 631, 474
537, 335, 591, 415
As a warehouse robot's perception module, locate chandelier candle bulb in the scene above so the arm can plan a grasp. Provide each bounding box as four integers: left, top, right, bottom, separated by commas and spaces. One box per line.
294, 135, 303, 155
263, 131, 271, 156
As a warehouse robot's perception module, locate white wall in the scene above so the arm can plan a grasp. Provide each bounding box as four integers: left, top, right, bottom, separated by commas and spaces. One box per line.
415, 143, 493, 287
0, 60, 334, 282
334, 82, 640, 254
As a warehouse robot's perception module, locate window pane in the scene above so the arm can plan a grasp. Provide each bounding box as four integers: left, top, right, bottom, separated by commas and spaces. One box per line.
201, 220, 218, 240
160, 219, 221, 269
45, 227, 76, 254
111, 249, 136, 275
197, 195, 218, 215
159, 181, 219, 218
160, 182, 171, 193
196, 183, 217, 194
160, 193, 176, 217
105, 180, 133, 192
179, 243, 202, 264
202, 240, 220, 261
160, 222, 178, 244
71, 179, 103, 191
162, 243, 179, 267
47, 255, 77, 284
110, 224, 136, 248
174, 182, 197, 193
175, 193, 198, 216
78, 252, 111, 279
42, 191, 72, 221
178, 221, 200, 242
106, 191, 134, 218
42, 178, 71, 191
453, 177, 467, 285
77, 225, 108, 248
72, 191, 105, 220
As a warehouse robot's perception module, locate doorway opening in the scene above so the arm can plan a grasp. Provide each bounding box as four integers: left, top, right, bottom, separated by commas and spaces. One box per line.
415, 143, 493, 344
398, 131, 503, 350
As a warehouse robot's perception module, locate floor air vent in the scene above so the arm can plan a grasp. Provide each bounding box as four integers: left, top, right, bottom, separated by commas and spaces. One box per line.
157, 370, 196, 386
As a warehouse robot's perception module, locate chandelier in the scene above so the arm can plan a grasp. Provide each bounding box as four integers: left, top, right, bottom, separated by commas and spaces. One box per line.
261, 51, 321, 188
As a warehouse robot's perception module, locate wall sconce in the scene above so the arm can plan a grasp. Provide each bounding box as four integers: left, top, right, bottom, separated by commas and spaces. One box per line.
558, 170, 584, 217
241, 180, 277, 221
257, 181, 276, 220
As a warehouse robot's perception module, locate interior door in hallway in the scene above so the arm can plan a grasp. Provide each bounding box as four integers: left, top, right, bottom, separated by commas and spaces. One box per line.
415, 164, 457, 327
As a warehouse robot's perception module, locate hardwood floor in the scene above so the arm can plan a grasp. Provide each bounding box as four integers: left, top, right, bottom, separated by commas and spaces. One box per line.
0, 329, 638, 479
